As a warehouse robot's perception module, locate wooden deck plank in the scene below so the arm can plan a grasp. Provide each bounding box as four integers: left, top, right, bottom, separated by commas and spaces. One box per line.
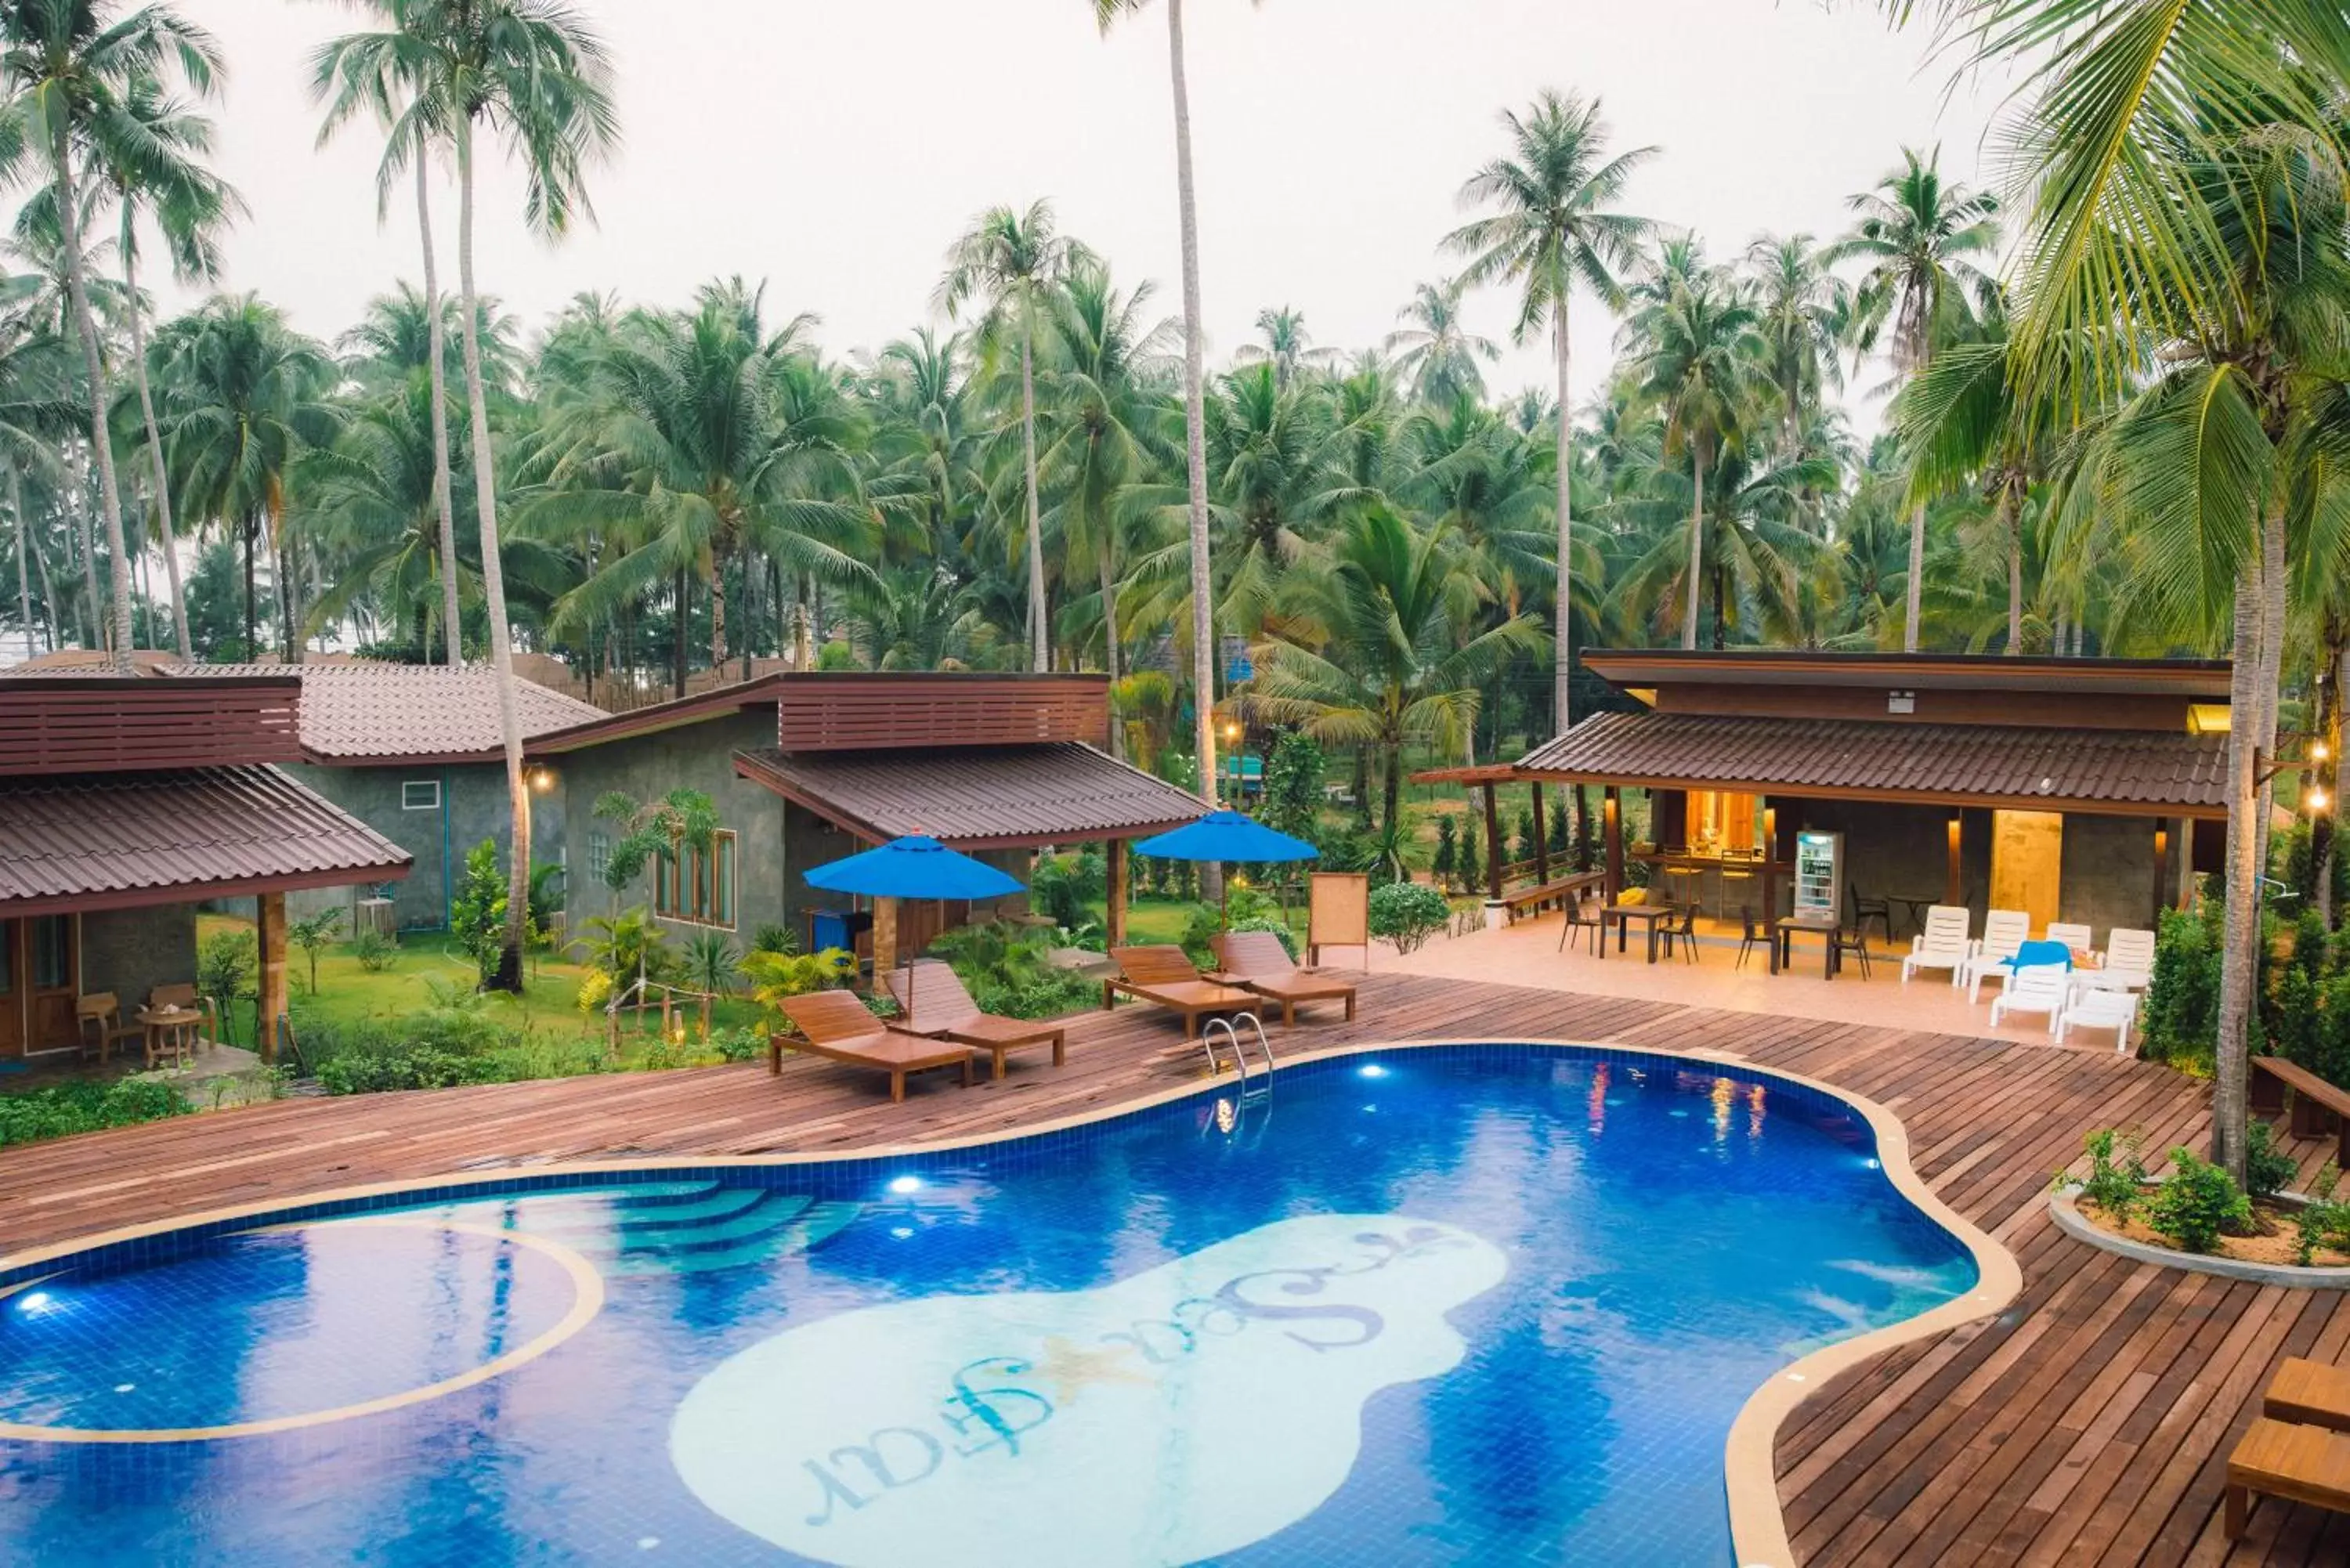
0, 969, 2341, 1566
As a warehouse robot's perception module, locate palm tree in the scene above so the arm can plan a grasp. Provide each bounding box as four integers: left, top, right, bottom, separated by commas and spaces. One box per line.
313, 0, 617, 991
1625, 253, 1761, 649
1885, 0, 2350, 1183
1249, 506, 1548, 846
1828, 147, 1999, 652
1091, 0, 1238, 814
938, 201, 1080, 675
0, 0, 224, 670
90, 70, 237, 663
150, 294, 338, 660
1235, 305, 1329, 389
1743, 233, 1846, 446
311, 16, 466, 670
1385, 278, 1499, 407
1035, 259, 1175, 715
1445, 89, 1654, 734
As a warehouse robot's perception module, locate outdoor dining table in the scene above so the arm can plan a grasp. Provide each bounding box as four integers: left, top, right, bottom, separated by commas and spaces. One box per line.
1772, 912, 1842, 978
1600, 903, 1675, 964
134, 1005, 202, 1070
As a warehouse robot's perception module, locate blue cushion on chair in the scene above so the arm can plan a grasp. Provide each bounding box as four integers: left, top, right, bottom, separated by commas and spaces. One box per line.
2008, 939, 2073, 972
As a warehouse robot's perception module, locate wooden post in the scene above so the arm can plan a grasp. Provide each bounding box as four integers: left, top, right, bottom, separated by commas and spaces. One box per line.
1603, 787, 1624, 905
1946, 814, 1965, 907
256, 891, 288, 1066
2152, 824, 2171, 923
1481, 782, 1506, 900
872, 896, 898, 996
1530, 781, 1550, 884
1107, 840, 1130, 948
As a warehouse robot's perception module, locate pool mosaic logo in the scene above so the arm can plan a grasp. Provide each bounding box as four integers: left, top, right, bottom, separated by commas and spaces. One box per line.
669, 1214, 1508, 1566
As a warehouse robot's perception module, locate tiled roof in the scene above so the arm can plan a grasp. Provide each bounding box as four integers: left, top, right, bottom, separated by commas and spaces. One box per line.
0, 766, 413, 916
1516, 711, 2231, 816
169, 663, 605, 762
734, 742, 1206, 847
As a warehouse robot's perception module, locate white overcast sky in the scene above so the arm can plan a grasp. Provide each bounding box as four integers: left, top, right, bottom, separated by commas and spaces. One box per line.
180, 0, 2025, 421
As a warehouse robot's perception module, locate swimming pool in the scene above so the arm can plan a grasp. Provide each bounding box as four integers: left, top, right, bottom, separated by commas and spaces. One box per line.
0, 1044, 1977, 1566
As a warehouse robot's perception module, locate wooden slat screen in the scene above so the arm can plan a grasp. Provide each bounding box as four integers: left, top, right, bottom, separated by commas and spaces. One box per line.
0, 681, 303, 775
776, 676, 1110, 752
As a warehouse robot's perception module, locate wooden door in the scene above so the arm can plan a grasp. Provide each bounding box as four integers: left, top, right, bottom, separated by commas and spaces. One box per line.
0, 920, 22, 1059
1990, 811, 2064, 934
25, 916, 77, 1053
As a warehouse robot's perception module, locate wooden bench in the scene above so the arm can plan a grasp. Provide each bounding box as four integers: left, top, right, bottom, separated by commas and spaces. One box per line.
1495, 872, 1603, 925
2227, 1416, 2350, 1540
2251, 1056, 2350, 1165
2266, 1357, 2350, 1433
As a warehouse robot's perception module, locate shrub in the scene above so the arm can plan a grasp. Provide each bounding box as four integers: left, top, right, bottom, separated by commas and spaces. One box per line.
351, 927, 399, 972
1029, 849, 1108, 932
0, 1079, 192, 1148
450, 838, 527, 985
2146, 1146, 2253, 1254
924, 922, 1097, 1021
2296, 1163, 2350, 1266
287, 910, 343, 995
749, 923, 797, 957
2245, 1118, 2300, 1201
2066, 1127, 2149, 1222
681, 931, 741, 997
739, 947, 858, 1014
2140, 902, 2222, 1072
1370, 881, 1452, 955
709, 1026, 766, 1063
575, 968, 614, 1015
1431, 815, 1458, 891
197, 929, 257, 1043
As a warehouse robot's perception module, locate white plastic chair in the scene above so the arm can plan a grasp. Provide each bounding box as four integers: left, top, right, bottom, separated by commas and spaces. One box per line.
1902, 905, 1973, 985
1960, 909, 2032, 1002
2045, 921, 2093, 956
2097, 927, 2157, 990
1990, 963, 2070, 1032
2055, 988, 2139, 1053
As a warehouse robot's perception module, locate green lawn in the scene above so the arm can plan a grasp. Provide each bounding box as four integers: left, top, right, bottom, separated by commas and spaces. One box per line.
198, 915, 768, 1060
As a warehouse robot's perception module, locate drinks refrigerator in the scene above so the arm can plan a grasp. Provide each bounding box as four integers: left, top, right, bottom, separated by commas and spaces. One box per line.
1793, 831, 1845, 920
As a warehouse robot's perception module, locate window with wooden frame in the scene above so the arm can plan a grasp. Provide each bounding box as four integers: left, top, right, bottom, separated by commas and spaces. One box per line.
654, 830, 736, 928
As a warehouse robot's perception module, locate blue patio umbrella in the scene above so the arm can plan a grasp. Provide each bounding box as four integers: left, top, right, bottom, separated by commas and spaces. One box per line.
804, 836, 1024, 1026
1133, 811, 1318, 929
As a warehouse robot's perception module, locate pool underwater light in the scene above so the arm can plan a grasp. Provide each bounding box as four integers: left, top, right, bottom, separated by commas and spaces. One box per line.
886, 1175, 923, 1194
1358, 1064, 1389, 1079
16, 1291, 52, 1313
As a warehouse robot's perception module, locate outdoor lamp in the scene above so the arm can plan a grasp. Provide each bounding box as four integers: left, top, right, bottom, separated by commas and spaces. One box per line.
2312, 785, 2334, 814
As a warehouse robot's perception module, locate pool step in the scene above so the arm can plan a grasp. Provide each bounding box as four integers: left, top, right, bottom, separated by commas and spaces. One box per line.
400, 1182, 862, 1275
603, 1201, 862, 1275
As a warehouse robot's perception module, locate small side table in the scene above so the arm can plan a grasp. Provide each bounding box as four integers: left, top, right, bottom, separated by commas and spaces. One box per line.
135, 1006, 201, 1070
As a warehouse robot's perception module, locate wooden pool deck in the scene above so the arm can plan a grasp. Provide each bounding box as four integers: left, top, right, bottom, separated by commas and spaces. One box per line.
1, 971, 2339, 1566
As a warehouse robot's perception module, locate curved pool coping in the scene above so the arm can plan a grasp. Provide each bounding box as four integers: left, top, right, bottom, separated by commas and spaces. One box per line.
0, 1036, 2022, 1568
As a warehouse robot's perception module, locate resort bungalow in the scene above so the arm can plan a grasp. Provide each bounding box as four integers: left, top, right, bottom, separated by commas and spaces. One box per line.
1470, 650, 2230, 938
524, 671, 1206, 975
154, 663, 605, 934
0, 675, 411, 1063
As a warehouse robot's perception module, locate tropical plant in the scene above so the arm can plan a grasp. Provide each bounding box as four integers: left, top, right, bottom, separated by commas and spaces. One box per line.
1368, 880, 1450, 954
287, 908, 343, 995
1447, 89, 1654, 730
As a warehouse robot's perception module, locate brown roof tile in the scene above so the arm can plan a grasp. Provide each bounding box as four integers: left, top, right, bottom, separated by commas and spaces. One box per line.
734, 742, 1205, 847
169, 663, 605, 762
1516, 711, 2230, 817
0, 766, 413, 916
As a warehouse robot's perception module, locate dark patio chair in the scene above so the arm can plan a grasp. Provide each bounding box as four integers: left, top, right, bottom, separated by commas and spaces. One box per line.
1734, 905, 1766, 970
1848, 883, 1893, 944
1557, 894, 1602, 955
1833, 924, 1874, 980
1661, 902, 1701, 964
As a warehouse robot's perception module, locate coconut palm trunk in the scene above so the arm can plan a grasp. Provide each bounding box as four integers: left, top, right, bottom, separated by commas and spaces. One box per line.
1164, 0, 1219, 822
1903, 500, 1927, 652
2001, 479, 2023, 655
1021, 311, 1047, 672
1553, 305, 1574, 732
71, 458, 99, 649
1680, 447, 1705, 649
49, 135, 135, 670
454, 119, 532, 992
122, 250, 191, 660
12, 466, 32, 659
417, 155, 463, 669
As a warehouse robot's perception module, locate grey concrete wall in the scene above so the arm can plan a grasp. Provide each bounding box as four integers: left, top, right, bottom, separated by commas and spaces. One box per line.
1778, 798, 1994, 926
286, 761, 566, 934
552, 710, 786, 948
81, 902, 197, 1013
2059, 812, 2164, 939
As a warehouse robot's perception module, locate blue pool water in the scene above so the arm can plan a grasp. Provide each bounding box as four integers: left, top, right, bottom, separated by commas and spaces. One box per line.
0, 1045, 1973, 1566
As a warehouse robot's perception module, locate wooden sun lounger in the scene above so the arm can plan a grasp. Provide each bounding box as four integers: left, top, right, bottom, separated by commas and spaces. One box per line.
1104, 945, 1261, 1036
888, 960, 1067, 1080
772, 989, 973, 1104
2227, 1417, 2350, 1539
1210, 930, 1358, 1026
2266, 1358, 2350, 1433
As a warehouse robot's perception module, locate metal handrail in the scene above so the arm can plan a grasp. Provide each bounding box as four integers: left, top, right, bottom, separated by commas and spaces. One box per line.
1202, 1011, 1274, 1091
1231, 1010, 1274, 1084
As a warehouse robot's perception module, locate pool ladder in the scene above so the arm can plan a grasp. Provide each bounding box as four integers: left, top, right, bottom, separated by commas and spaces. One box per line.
1202, 1011, 1274, 1097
